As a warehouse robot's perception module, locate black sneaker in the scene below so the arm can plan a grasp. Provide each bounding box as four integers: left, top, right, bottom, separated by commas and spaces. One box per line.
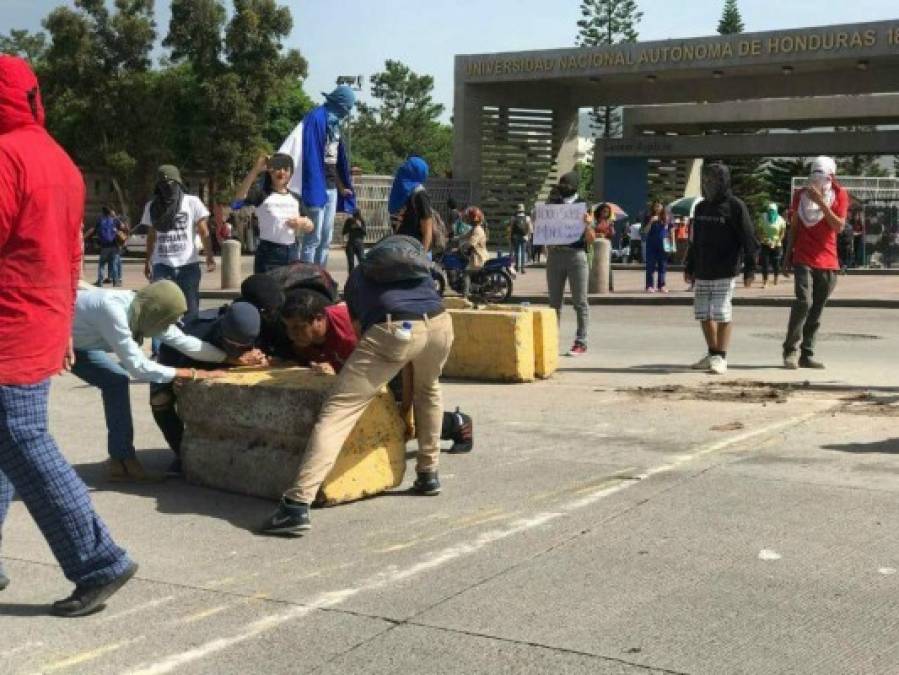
52, 561, 138, 617
259, 499, 311, 536
165, 458, 183, 477
444, 408, 473, 454
799, 355, 825, 369
411, 472, 441, 496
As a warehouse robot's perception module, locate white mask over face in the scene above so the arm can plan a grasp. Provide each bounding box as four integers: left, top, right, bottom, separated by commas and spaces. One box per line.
799, 156, 836, 227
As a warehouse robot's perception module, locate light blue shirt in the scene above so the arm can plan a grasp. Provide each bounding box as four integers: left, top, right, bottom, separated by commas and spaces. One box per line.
72, 289, 226, 383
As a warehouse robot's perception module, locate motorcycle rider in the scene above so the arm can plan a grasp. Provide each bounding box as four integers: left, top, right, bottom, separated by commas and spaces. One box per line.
457, 206, 489, 299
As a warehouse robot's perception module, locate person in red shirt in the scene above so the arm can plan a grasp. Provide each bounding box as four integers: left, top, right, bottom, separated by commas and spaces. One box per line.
782, 156, 849, 369
277, 289, 473, 452
0, 56, 136, 615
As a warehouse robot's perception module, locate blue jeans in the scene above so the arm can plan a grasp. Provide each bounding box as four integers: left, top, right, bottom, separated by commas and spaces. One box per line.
254, 239, 299, 274
97, 247, 122, 285
301, 189, 338, 266
151, 262, 201, 354
0, 380, 132, 586
645, 246, 667, 289
512, 238, 527, 269
71, 350, 136, 460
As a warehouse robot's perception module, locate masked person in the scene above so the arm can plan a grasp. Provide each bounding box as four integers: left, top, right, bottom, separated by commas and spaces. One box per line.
684, 164, 757, 375
279, 85, 357, 267
235, 153, 314, 274
782, 157, 848, 369
389, 155, 435, 251
71, 281, 237, 481
151, 302, 267, 475
757, 203, 786, 288
0, 56, 136, 616
142, 164, 216, 352
545, 171, 595, 356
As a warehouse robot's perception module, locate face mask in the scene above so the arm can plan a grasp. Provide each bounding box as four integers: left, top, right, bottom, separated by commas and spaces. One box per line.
156, 180, 178, 201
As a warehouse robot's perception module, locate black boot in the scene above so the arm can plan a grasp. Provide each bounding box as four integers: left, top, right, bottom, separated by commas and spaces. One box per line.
52, 562, 138, 617
441, 408, 473, 454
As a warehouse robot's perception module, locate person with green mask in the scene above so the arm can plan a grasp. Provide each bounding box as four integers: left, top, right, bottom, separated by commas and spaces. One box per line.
757, 203, 786, 288
70, 281, 261, 482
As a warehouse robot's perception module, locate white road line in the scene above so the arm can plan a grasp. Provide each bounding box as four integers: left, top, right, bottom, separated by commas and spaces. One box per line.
127, 412, 816, 675
94, 595, 178, 624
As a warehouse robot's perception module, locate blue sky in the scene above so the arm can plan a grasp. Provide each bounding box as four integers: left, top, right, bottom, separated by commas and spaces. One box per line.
4, 0, 897, 117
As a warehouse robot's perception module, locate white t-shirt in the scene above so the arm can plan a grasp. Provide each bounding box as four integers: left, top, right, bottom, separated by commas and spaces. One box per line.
141, 194, 210, 268
628, 222, 642, 241
246, 186, 303, 246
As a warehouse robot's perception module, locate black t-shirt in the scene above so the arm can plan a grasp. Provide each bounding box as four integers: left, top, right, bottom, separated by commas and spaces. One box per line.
396, 191, 433, 242
342, 216, 366, 242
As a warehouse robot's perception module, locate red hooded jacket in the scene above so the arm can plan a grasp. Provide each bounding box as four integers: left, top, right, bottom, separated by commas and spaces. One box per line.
0, 56, 84, 385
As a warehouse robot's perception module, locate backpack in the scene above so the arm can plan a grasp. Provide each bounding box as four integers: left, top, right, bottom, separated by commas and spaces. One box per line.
361, 235, 432, 284
266, 261, 339, 303
411, 185, 448, 253
97, 216, 119, 246
511, 213, 528, 238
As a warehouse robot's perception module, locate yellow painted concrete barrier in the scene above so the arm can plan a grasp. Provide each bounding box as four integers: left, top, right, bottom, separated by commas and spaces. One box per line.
485, 304, 558, 379
177, 368, 406, 504
444, 309, 535, 382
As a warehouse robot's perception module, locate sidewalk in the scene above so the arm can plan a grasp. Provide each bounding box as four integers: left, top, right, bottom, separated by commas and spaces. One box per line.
84, 253, 899, 308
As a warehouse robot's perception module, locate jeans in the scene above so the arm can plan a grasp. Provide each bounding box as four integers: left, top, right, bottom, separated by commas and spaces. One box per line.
345, 239, 365, 272
151, 262, 201, 354
783, 265, 838, 357
629, 240, 642, 263
0, 380, 132, 586
149, 383, 182, 456
302, 189, 338, 266
759, 244, 781, 282
71, 350, 136, 460
546, 247, 589, 345
512, 238, 527, 269
645, 246, 667, 289
254, 239, 299, 274
97, 247, 122, 285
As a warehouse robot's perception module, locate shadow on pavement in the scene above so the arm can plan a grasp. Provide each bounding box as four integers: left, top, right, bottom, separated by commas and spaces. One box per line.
822, 438, 899, 454
0, 602, 51, 617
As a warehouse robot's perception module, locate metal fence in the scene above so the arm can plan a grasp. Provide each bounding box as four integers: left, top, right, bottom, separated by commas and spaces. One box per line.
340, 176, 473, 244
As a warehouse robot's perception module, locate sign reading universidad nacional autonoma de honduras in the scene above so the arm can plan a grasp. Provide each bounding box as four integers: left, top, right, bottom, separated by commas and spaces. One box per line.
461, 23, 899, 79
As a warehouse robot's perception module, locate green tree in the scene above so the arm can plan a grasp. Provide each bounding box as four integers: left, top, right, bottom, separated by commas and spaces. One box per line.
764, 157, 809, 210
0, 29, 48, 62
351, 60, 452, 176
717, 0, 745, 35
576, 0, 642, 139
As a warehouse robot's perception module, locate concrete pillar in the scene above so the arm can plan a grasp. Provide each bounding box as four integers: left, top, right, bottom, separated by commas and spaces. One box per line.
221, 239, 242, 289
452, 82, 485, 204
552, 102, 581, 182
683, 158, 704, 198
589, 239, 612, 294
592, 137, 606, 201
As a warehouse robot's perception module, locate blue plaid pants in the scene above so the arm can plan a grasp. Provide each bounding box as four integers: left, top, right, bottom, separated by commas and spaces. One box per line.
0, 380, 132, 586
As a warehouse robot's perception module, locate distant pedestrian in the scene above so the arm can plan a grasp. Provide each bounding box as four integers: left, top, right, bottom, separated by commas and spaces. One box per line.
235, 153, 314, 274
545, 171, 594, 356
0, 55, 137, 617
593, 203, 616, 290
756, 203, 786, 288
279, 85, 357, 267
674, 216, 691, 264
84, 206, 127, 286
389, 156, 436, 251
627, 220, 643, 263
643, 200, 675, 293
342, 209, 367, 272
782, 156, 848, 369
509, 203, 532, 274
684, 163, 758, 375
142, 164, 216, 326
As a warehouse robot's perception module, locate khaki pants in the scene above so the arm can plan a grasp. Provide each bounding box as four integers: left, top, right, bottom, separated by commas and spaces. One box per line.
284, 311, 454, 504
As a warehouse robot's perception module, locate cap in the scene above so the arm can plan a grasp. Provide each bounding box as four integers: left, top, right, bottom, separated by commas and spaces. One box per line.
157, 164, 182, 184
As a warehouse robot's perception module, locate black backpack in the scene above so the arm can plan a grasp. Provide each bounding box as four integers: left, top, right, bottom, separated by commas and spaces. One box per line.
361, 235, 432, 284
511, 213, 528, 238
266, 261, 339, 303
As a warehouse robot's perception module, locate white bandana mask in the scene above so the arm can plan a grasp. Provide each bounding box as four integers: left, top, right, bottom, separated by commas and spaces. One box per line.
798, 157, 836, 227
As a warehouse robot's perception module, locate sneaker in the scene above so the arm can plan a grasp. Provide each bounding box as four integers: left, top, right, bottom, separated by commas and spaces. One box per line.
411, 472, 441, 496
646, 286, 656, 293
691, 354, 712, 370
799, 355, 826, 369
709, 355, 727, 375
659, 286, 669, 294
165, 458, 183, 478
783, 352, 799, 369
52, 561, 138, 618
259, 499, 311, 536
107, 458, 165, 483
568, 342, 587, 356
445, 408, 473, 454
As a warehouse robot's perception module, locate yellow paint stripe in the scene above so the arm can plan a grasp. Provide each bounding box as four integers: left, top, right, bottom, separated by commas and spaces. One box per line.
40, 637, 144, 673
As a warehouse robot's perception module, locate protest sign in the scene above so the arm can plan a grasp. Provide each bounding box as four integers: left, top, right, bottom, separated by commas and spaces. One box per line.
533, 203, 588, 245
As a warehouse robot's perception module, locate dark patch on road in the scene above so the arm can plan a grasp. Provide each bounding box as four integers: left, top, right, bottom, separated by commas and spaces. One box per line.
752, 331, 881, 342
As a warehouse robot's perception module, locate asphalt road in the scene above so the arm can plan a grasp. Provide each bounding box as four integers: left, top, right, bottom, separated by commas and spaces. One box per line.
1, 305, 897, 674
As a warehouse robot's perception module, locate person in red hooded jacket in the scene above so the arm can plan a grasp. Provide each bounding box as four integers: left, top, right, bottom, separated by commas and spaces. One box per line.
0, 56, 137, 616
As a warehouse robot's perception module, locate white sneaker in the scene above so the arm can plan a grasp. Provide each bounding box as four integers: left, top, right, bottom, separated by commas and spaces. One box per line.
709, 355, 727, 375
691, 354, 712, 370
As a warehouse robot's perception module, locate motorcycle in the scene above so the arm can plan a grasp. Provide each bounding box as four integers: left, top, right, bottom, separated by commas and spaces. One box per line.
431, 246, 514, 303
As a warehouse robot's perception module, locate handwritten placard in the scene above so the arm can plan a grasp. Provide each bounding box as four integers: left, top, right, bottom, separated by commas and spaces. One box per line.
533, 203, 587, 245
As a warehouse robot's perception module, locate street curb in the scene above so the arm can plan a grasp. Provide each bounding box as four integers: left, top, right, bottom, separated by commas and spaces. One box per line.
198, 288, 899, 309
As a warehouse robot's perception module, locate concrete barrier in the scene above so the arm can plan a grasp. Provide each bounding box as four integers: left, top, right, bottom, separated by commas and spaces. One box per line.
177, 368, 407, 504
486, 304, 559, 379
589, 239, 612, 294
220, 239, 242, 289
444, 309, 535, 382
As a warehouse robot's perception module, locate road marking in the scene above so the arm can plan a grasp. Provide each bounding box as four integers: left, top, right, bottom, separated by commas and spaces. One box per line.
95, 595, 178, 623
38, 637, 145, 673
879, 567, 897, 575
758, 549, 782, 561
127, 412, 817, 675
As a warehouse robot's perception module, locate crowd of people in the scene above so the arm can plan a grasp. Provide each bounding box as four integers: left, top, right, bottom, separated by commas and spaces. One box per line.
0, 54, 852, 618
